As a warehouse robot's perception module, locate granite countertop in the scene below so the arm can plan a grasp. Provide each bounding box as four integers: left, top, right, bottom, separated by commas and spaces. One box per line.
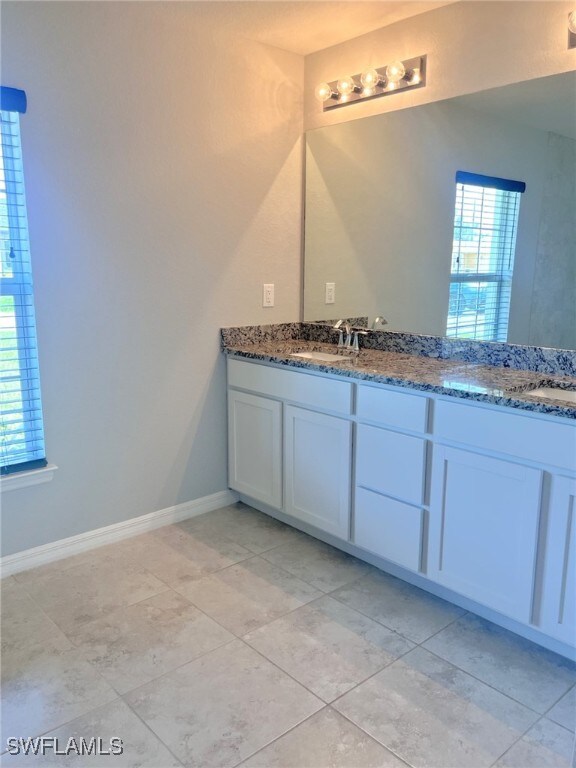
223, 338, 576, 420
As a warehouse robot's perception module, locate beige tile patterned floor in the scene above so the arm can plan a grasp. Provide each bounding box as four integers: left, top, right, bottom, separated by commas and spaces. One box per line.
1, 502, 575, 767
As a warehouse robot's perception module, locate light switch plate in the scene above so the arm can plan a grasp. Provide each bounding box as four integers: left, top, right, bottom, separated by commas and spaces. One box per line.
263, 283, 274, 307
325, 282, 335, 304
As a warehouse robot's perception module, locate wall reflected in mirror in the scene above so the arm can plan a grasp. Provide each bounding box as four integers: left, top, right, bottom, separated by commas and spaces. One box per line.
303, 72, 576, 349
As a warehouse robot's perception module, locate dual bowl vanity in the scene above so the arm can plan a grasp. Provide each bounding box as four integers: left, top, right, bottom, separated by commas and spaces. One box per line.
222, 325, 576, 661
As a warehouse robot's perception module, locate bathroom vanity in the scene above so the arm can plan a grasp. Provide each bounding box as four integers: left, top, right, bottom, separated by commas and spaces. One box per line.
223, 330, 576, 659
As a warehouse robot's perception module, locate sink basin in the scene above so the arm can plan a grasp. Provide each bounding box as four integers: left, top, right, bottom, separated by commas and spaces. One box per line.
290, 351, 351, 363
528, 387, 576, 404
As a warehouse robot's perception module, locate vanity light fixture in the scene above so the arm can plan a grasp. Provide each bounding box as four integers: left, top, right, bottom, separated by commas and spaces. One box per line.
315, 55, 426, 110
569, 10, 576, 48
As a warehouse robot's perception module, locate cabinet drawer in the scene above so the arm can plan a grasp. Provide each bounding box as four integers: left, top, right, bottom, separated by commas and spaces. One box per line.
228, 358, 352, 415
354, 487, 422, 571
434, 398, 576, 471
357, 384, 428, 433
356, 424, 426, 505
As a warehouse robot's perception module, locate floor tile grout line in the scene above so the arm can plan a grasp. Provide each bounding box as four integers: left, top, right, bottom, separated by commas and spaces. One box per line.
119, 695, 187, 767
417, 643, 554, 718
230, 703, 414, 768
2, 587, 134, 705
325, 643, 559, 767
325, 643, 418, 709
94, 631, 240, 699
487, 714, 576, 768
538, 679, 576, 725
237, 589, 419, 653
228, 706, 331, 768
233, 634, 423, 766
331, 706, 417, 768
116, 637, 240, 699
325, 581, 467, 639
420, 643, 574, 720
116, 636, 326, 768
3, 579, 78, 651
239, 636, 354, 706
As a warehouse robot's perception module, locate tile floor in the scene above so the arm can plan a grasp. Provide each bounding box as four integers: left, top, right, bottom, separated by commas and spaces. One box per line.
1, 502, 575, 768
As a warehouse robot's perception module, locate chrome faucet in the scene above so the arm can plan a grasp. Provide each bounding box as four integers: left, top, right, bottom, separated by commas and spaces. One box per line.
333, 321, 368, 355
333, 320, 353, 354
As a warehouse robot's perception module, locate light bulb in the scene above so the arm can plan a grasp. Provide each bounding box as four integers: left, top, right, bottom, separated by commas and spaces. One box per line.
386, 60, 406, 83
315, 82, 334, 102
336, 75, 358, 95
408, 68, 421, 85
360, 68, 382, 88
569, 10, 576, 33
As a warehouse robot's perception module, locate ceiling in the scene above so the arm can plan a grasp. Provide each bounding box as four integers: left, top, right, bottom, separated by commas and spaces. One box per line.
185, 1, 456, 56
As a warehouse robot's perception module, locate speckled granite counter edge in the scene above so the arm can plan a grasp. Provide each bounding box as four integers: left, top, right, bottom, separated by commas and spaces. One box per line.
221, 323, 576, 377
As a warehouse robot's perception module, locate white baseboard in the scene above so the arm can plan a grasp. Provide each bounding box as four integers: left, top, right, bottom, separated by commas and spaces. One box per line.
0, 489, 239, 578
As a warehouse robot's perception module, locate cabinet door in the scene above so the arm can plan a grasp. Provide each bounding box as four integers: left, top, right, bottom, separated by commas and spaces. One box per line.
429, 445, 543, 623
228, 390, 282, 510
539, 475, 576, 646
284, 405, 351, 539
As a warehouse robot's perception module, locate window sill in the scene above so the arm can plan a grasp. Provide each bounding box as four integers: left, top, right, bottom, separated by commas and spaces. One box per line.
0, 464, 58, 493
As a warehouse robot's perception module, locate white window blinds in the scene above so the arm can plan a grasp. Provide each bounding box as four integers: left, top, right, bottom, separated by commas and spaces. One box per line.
0, 88, 47, 475
447, 171, 525, 343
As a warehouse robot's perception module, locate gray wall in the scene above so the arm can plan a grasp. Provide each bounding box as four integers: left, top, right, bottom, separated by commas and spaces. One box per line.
529, 133, 576, 349
0, 2, 304, 556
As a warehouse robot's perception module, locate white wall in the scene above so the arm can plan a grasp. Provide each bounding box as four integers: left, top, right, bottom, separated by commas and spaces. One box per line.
304, 1, 576, 131
0, 2, 304, 556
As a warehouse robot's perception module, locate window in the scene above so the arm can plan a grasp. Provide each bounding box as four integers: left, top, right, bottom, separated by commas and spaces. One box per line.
447, 170, 525, 342
0, 86, 47, 475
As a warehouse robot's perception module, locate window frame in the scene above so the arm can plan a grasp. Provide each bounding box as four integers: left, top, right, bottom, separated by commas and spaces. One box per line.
0, 86, 50, 481
446, 171, 526, 343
